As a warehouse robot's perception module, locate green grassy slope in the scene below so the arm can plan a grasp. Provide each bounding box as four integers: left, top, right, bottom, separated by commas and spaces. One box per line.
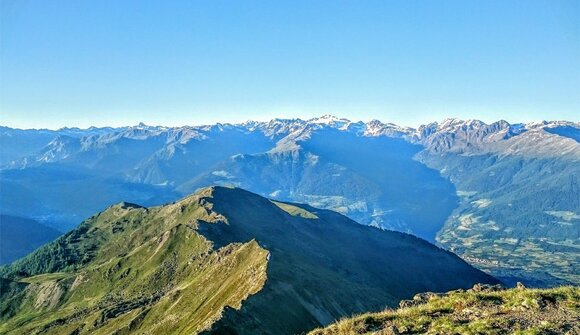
0, 189, 268, 335
309, 285, 580, 335
0, 186, 497, 335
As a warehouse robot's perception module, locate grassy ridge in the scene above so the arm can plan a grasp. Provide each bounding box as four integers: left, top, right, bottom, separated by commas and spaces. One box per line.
309, 285, 580, 335
193, 187, 497, 334
0, 190, 268, 335
0, 186, 498, 334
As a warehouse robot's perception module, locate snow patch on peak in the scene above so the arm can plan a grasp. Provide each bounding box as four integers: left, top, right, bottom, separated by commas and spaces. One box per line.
362, 119, 413, 138
307, 114, 350, 126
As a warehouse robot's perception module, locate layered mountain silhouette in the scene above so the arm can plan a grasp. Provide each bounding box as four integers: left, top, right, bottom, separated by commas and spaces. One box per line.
0, 215, 61, 265
0, 187, 496, 335
1, 116, 578, 286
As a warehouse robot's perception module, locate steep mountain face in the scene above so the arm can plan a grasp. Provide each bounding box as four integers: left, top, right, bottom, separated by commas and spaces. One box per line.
415, 122, 580, 287
1, 119, 457, 240
0, 215, 61, 265
419, 152, 579, 287
183, 128, 457, 240
309, 285, 580, 335
1, 116, 578, 286
0, 127, 59, 166
0, 187, 496, 335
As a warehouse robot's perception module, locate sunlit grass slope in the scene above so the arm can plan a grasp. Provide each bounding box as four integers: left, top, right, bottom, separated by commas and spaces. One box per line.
0, 186, 497, 334
309, 285, 580, 335
0, 188, 268, 335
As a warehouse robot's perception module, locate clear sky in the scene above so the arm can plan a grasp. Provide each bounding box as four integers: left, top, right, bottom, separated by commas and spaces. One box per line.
1, 0, 578, 129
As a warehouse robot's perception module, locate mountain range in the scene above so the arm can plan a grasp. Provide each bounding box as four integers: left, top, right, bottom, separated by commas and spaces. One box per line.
1, 115, 578, 286
0, 186, 496, 335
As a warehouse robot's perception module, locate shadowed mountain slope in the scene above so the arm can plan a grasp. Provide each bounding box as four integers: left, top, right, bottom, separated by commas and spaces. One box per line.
0, 215, 62, 265
0, 187, 496, 335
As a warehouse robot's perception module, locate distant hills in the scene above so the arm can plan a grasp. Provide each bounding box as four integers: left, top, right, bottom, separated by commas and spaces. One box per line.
0, 215, 60, 265
1, 116, 578, 286
0, 187, 495, 335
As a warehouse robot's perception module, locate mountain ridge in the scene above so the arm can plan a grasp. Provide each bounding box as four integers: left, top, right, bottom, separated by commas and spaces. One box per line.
4, 116, 579, 168
309, 284, 580, 335
1, 116, 578, 287
3, 117, 577, 183
0, 186, 497, 335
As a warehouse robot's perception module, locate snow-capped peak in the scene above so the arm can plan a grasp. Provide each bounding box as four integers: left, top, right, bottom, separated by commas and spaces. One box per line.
307, 114, 350, 125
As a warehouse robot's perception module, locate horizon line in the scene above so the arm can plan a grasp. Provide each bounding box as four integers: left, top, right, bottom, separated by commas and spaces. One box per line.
1, 114, 576, 132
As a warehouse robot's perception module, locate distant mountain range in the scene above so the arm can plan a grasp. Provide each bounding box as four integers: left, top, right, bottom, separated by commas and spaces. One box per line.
1, 116, 578, 286
0, 187, 495, 335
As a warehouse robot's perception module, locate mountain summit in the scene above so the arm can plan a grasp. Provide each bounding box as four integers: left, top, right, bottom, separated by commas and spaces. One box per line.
0, 186, 496, 335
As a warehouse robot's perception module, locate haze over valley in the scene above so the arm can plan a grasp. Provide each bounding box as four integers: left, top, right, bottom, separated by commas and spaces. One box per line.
1, 116, 578, 288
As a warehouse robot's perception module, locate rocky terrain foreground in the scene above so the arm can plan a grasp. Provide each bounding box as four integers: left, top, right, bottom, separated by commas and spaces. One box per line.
309, 284, 579, 335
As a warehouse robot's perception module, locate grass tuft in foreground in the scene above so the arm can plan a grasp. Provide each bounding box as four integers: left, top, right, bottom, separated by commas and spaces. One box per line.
309, 284, 580, 335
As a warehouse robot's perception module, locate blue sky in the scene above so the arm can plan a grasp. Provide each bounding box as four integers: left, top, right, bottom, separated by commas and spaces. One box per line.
1, 0, 578, 129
